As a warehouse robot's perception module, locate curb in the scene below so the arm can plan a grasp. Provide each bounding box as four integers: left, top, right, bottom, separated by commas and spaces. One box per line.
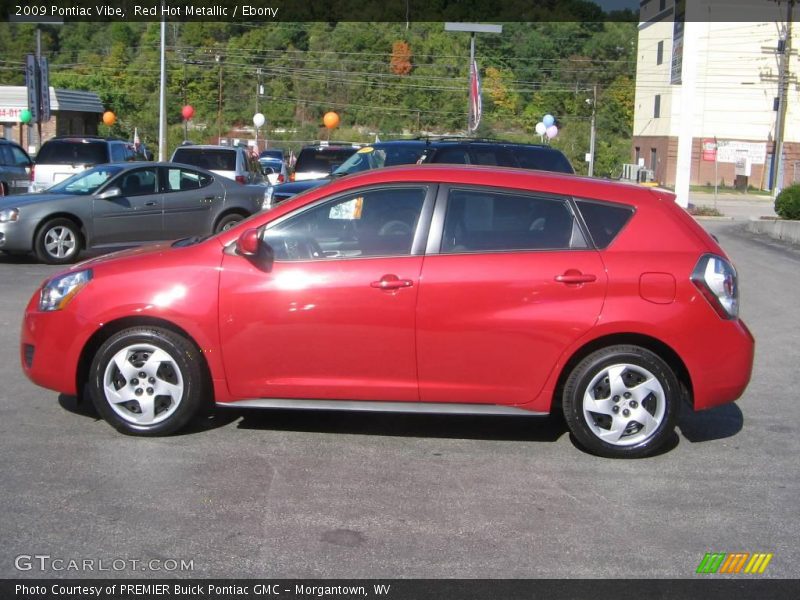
745, 217, 800, 246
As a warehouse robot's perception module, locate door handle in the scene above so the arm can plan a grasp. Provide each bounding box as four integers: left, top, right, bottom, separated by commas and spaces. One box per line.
555, 270, 597, 284
144, 201, 157, 206
370, 274, 414, 290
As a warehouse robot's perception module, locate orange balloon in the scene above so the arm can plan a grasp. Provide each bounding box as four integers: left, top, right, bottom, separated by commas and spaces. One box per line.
323, 111, 340, 129
102, 111, 116, 126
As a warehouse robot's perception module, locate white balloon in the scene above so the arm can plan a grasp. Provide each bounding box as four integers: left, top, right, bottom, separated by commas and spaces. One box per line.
253, 113, 266, 128
535, 122, 547, 135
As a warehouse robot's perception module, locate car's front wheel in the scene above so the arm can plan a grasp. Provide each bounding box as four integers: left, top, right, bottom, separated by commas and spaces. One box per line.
215, 213, 245, 233
562, 345, 680, 458
88, 327, 209, 436
34, 218, 82, 264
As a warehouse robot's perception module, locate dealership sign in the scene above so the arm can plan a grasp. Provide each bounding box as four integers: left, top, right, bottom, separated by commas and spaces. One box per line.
715, 140, 767, 165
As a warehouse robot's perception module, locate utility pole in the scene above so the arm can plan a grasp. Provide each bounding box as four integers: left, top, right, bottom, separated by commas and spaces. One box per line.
216, 54, 223, 143
588, 84, 597, 177
771, 0, 794, 196
158, 18, 167, 161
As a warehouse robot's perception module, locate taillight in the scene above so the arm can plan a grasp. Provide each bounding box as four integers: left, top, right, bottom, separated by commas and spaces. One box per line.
30, 165, 34, 182
277, 173, 285, 183
691, 254, 739, 319
290, 172, 295, 182
235, 175, 246, 184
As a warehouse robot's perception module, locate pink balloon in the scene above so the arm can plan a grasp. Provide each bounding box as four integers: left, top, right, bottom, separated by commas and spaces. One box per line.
546, 125, 558, 139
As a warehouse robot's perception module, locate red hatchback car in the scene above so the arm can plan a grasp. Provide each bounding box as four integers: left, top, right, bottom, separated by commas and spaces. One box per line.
21, 166, 754, 457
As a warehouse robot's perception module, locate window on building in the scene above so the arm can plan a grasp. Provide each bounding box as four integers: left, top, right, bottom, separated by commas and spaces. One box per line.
654, 94, 661, 118
657, 41, 664, 65
650, 148, 657, 170
635, 147, 641, 164
659, 0, 666, 11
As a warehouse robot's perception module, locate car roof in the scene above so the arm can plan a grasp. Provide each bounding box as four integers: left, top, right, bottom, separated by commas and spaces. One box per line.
304, 164, 657, 207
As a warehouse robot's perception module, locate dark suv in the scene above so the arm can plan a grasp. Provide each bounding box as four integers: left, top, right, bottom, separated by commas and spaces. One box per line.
0, 138, 33, 195
267, 139, 573, 207
31, 136, 145, 193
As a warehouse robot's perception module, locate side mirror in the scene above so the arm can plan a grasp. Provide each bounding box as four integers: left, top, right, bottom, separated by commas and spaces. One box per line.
236, 227, 274, 270
236, 228, 260, 256
97, 187, 121, 200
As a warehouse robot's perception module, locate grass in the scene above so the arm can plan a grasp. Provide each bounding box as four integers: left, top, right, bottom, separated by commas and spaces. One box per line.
688, 205, 725, 217
688, 184, 771, 197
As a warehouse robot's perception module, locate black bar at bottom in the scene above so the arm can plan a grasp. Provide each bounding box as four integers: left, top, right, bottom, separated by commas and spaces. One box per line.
2, 579, 800, 600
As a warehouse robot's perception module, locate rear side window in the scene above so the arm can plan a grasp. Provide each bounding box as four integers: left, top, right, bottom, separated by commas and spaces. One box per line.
173, 148, 237, 171
36, 140, 108, 165
575, 199, 634, 249
429, 147, 470, 164
469, 146, 516, 167
441, 189, 586, 253
513, 147, 574, 174
295, 148, 358, 173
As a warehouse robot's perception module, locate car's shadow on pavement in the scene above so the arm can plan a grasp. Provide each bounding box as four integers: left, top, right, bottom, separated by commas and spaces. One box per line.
677, 402, 744, 442
229, 408, 569, 443
57, 394, 241, 434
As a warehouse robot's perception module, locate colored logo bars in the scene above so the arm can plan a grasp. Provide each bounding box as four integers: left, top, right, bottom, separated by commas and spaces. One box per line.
696, 552, 773, 574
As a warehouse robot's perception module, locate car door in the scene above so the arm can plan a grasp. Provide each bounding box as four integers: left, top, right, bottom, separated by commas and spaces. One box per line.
5, 144, 32, 194
218, 184, 435, 402
91, 166, 163, 245
416, 185, 608, 407
160, 166, 219, 238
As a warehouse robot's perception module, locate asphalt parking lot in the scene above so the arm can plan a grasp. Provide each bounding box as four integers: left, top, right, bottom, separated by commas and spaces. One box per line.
1, 218, 798, 580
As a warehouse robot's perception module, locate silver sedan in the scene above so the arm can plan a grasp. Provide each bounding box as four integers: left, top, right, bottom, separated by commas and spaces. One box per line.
0, 162, 268, 264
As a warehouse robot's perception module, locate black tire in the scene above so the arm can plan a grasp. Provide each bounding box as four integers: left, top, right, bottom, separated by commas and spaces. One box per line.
88, 327, 209, 436
562, 345, 679, 458
215, 213, 246, 233
34, 218, 82, 264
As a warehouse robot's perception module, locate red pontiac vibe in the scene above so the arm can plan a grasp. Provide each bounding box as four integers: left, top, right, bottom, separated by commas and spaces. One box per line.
20, 165, 754, 458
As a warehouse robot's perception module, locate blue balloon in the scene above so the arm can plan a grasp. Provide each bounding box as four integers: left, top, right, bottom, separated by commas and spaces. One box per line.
543, 114, 555, 127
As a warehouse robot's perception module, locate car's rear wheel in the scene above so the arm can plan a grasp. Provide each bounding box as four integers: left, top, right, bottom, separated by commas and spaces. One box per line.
34, 218, 81, 264
562, 345, 679, 458
88, 327, 208, 436
215, 213, 245, 233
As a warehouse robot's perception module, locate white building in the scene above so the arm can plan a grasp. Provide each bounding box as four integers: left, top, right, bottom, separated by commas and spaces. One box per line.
633, 0, 799, 190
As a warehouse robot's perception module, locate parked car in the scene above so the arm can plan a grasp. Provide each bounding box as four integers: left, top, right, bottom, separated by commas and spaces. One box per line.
20, 165, 754, 458
171, 144, 265, 185
266, 139, 574, 207
0, 162, 268, 264
259, 148, 285, 162
30, 136, 145, 193
258, 156, 288, 185
0, 138, 33, 195
291, 143, 361, 181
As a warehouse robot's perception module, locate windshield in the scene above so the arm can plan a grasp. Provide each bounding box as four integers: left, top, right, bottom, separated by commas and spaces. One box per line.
332, 147, 386, 175
47, 165, 125, 195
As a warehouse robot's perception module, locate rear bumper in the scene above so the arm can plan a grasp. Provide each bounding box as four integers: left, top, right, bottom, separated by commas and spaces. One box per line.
690, 317, 755, 411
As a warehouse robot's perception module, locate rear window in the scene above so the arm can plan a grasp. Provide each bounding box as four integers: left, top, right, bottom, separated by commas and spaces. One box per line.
575, 199, 634, 248
36, 140, 109, 165
173, 148, 237, 171
512, 147, 574, 174
295, 147, 358, 174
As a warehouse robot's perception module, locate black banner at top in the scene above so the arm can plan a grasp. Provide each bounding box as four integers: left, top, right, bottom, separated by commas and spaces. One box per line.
2, 0, 633, 23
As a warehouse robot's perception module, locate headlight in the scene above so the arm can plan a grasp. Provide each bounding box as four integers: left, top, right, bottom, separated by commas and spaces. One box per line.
262, 185, 274, 211
0, 208, 19, 223
39, 269, 92, 312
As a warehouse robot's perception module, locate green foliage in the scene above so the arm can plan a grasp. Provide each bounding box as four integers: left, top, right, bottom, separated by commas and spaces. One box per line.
0, 20, 637, 174
775, 184, 800, 220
